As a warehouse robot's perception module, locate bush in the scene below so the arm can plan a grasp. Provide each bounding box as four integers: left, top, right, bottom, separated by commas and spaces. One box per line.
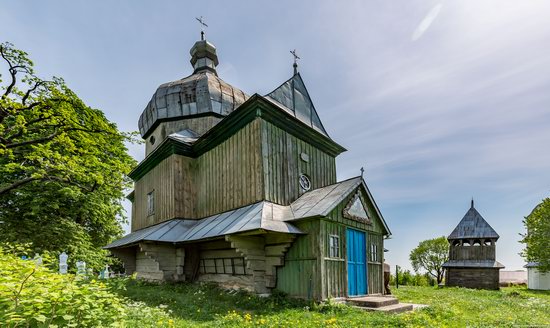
389, 270, 437, 287
0, 247, 126, 327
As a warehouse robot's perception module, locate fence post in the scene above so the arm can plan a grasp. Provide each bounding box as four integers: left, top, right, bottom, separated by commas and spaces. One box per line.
396, 265, 399, 289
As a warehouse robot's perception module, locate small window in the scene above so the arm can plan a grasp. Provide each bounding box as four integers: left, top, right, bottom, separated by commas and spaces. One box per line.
149, 135, 156, 145
329, 235, 340, 258
147, 191, 155, 216
370, 243, 378, 262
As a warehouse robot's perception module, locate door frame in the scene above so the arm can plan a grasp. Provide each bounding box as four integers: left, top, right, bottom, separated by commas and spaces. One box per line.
346, 228, 368, 297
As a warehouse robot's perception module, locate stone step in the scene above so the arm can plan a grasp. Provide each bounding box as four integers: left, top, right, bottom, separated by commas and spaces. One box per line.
353, 303, 414, 314
347, 296, 399, 308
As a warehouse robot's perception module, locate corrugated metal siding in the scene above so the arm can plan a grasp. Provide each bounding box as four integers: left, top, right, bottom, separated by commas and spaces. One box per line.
261, 120, 336, 206
196, 119, 263, 217
276, 220, 321, 299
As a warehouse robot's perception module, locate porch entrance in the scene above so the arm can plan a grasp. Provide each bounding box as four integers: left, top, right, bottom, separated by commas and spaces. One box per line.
347, 228, 367, 296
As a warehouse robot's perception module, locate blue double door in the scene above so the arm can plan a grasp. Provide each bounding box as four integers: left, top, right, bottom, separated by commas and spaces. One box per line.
347, 228, 368, 296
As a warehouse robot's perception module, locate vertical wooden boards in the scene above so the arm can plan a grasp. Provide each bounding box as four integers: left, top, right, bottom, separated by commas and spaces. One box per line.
133, 156, 176, 231
260, 120, 337, 205
195, 119, 263, 218
367, 233, 383, 294
276, 220, 322, 300
320, 220, 347, 299
132, 155, 196, 231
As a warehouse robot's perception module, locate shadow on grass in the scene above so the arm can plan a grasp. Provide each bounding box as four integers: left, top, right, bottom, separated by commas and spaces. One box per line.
110, 279, 312, 323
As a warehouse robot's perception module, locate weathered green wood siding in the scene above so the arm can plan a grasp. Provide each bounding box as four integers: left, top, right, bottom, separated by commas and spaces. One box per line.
276, 220, 321, 299
367, 233, 384, 294
321, 186, 386, 297
320, 220, 347, 299
133, 155, 195, 231
195, 119, 263, 217
261, 120, 336, 205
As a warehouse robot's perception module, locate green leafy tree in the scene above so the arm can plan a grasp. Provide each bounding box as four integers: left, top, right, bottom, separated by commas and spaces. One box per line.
0, 42, 136, 270
409, 236, 449, 284
521, 198, 550, 272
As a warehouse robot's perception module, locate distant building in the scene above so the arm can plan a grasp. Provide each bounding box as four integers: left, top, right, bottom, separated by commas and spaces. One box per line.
499, 270, 527, 286
525, 263, 550, 290
105, 34, 392, 300
442, 200, 504, 289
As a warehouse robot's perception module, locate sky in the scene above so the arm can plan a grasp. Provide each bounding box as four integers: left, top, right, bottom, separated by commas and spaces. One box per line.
2, 0, 550, 272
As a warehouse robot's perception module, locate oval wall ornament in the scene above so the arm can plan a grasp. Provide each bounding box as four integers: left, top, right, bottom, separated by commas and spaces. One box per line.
299, 174, 311, 191
300, 152, 309, 162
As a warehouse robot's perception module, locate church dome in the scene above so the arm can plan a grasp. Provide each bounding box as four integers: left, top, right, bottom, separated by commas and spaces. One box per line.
138, 39, 249, 138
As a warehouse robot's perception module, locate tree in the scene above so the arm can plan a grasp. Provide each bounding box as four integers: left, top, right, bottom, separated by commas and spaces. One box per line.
521, 198, 550, 272
0, 42, 136, 270
409, 236, 449, 284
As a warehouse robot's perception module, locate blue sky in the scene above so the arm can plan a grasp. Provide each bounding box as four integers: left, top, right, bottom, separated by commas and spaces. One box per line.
2, 0, 549, 272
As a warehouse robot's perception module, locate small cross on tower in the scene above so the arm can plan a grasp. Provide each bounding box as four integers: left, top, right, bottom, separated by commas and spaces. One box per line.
196, 16, 208, 40
290, 49, 300, 74
360, 167, 364, 178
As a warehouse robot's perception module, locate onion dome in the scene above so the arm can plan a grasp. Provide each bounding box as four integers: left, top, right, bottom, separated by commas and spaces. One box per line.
138, 39, 249, 138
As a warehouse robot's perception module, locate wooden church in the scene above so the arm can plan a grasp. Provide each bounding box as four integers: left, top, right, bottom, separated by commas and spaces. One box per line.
442, 200, 504, 289
106, 34, 391, 300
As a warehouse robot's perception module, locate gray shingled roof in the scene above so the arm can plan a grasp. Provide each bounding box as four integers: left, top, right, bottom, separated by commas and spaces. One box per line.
448, 205, 499, 240
105, 202, 302, 249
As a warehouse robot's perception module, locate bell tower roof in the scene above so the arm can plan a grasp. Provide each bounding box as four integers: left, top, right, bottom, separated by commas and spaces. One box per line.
448, 201, 499, 240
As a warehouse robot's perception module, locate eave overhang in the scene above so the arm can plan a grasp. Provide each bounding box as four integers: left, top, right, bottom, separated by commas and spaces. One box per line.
129, 94, 346, 181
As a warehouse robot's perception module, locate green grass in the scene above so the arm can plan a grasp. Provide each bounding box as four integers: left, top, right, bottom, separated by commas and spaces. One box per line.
115, 280, 550, 327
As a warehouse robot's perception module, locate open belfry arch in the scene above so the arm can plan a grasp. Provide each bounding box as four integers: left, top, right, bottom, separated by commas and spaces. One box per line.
106, 32, 391, 299
442, 200, 504, 289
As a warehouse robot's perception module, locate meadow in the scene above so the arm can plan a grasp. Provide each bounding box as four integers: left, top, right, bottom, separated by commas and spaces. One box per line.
119, 280, 550, 327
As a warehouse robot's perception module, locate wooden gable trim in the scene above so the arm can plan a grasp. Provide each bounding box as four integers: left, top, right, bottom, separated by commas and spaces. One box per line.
342, 190, 372, 225
129, 94, 346, 181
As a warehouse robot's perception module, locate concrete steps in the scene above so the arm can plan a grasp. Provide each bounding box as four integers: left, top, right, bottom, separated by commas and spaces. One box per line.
347, 296, 415, 313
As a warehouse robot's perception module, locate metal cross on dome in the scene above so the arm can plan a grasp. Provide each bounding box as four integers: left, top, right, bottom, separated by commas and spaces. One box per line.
196, 16, 208, 40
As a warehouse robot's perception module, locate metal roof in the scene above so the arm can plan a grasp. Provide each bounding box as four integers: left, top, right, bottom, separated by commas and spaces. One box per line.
288, 176, 392, 236
524, 262, 542, 268
105, 202, 302, 249
442, 260, 505, 268
138, 71, 249, 138
290, 177, 362, 219
106, 177, 392, 249
448, 204, 499, 240
266, 73, 329, 138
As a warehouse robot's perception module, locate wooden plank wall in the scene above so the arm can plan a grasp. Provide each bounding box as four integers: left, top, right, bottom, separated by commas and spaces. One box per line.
196, 119, 263, 218
450, 245, 496, 261
446, 268, 500, 290
319, 188, 385, 297
261, 121, 336, 205
367, 233, 383, 294
133, 155, 195, 231
320, 220, 347, 299
276, 220, 321, 299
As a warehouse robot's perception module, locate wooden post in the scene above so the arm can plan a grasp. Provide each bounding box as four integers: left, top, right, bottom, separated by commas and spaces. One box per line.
396, 265, 399, 289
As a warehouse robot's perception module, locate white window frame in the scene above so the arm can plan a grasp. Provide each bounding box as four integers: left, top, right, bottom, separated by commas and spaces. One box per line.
147, 190, 155, 216
370, 243, 378, 262
329, 235, 340, 258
